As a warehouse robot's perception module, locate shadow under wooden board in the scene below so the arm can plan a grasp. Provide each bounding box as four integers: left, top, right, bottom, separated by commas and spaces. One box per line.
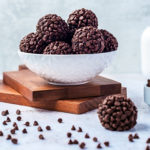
3, 66, 121, 102
0, 80, 127, 114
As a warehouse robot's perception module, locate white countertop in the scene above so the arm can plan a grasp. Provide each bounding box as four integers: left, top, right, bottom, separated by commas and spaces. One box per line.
0, 73, 150, 150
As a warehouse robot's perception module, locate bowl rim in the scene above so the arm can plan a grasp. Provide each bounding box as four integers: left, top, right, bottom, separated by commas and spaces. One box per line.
18, 50, 117, 57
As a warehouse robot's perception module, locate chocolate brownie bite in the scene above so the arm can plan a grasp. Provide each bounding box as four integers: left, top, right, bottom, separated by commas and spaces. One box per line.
100, 29, 118, 52
72, 26, 105, 54
36, 14, 69, 43
43, 41, 72, 54
98, 96, 138, 131
67, 8, 98, 35
19, 33, 46, 54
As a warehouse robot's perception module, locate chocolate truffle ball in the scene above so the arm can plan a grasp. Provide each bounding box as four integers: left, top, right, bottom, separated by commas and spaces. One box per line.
72, 26, 105, 54
100, 29, 118, 52
19, 33, 46, 54
67, 8, 98, 35
36, 14, 69, 43
98, 96, 137, 131
43, 41, 72, 54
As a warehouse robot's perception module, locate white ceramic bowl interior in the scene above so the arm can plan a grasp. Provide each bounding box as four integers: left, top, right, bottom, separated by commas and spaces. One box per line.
18, 51, 116, 85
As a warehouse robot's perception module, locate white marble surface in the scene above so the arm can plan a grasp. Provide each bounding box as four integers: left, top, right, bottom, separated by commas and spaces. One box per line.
0, 73, 150, 150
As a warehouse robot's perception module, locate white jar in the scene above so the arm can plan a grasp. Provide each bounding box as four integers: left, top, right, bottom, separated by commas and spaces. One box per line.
141, 27, 150, 77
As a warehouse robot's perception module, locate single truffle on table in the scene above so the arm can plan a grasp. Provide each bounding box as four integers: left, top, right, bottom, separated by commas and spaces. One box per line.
19, 33, 46, 54
67, 8, 98, 35
100, 29, 118, 52
72, 26, 105, 54
43, 41, 72, 54
97, 96, 137, 131
36, 14, 69, 43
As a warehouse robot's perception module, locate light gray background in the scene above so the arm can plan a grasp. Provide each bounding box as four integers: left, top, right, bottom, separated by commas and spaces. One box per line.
0, 0, 149, 75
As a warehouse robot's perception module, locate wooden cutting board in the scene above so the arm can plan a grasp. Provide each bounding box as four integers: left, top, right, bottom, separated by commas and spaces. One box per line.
0, 80, 126, 114
3, 70, 121, 101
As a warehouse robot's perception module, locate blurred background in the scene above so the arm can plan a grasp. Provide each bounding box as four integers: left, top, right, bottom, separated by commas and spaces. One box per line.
0, 0, 150, 76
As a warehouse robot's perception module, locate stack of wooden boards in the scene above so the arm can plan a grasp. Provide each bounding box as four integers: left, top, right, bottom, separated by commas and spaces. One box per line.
0, 65, 127, 114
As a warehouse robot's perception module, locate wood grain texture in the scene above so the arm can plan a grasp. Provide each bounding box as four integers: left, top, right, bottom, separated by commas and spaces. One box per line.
3, 70, 121, 101
0, 81, 126, 114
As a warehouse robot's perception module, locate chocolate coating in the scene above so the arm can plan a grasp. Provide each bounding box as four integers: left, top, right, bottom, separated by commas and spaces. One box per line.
36, 14, 69, 43
72, 26, 105, 54
98, 96, 137, 131
19, 33, 46, 54
67, 8, 98, 35
43, 41, 72, 54
100, 29, 118, 52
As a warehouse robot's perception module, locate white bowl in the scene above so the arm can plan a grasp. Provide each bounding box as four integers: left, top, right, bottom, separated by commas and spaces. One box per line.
18, 51, 116, 85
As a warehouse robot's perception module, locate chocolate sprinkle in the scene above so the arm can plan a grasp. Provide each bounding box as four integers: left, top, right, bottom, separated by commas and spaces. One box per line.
98, 96, 138, 131
85, 133, 90, 138
17, 116, 22, 121
71, 125, 76, 131
73, 139, 79, 144
33, 121, 39, 126
16, 109, 21, 115
128, 134, 134, 142
6, 110, 9, 115
11, 138, 18, 144
68, 139, 73, 145
79, 142, 86, 149
67, 132, 72, 138
24, 121, 30, 126
14, 125, 19, 131
39, 134, 44, 140
3, 121, 7, 125
6, 134, 11, 140
13, 122, 17, 127
22, 128, 27, 134
146, 145, 150, 150
93, 137, 98, 142
6, 117, 11, 122
104, 141, 109, 147
46, 125, 51, 131
58, 118, 63, 123
97, 143, 102, 149
0, 131, 3, 136
77, 127, 82, 132
38, 126, 43, 132
147, 138, 150, 143
1, 110, 9, 116
10, 129, 15, 134
133, 133, 139, 139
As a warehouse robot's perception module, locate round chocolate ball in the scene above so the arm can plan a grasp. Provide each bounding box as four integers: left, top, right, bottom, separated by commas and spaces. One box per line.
19, 33, 46, 54
43, 41, 72, 54
72, 26, 105, 54
36, 14, 69, 43
67, 8, 98, 35
98, 96, 137, 131
100, 29, 118, 52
